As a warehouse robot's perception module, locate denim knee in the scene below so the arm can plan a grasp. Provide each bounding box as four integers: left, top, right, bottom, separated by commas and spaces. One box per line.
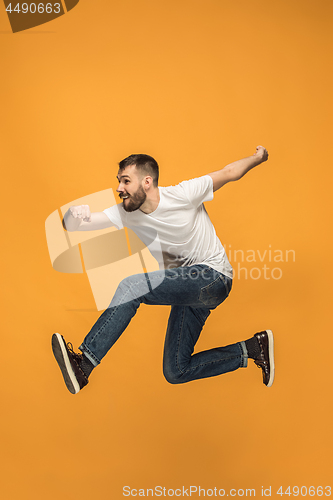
116, 275, 134, 294
110, 274, 149, 307
163, 364, 184, 384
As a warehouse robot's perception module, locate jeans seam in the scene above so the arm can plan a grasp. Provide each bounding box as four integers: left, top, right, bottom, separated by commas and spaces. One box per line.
88, 273, 162, 346
87, 273, 165, 348
200, 274, 223, 293
182, 354, 243, 375
88, 285, 133, 345
175, 306, 187, 375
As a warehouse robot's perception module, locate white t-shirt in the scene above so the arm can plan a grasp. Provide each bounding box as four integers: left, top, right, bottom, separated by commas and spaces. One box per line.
103, 175, 233, 278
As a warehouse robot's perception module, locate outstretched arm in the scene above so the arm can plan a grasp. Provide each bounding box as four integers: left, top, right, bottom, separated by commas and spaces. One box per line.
208, 145, 269, 192
62, 205, 114, 231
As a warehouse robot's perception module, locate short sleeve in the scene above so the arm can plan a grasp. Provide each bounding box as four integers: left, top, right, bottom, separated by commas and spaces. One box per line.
103, 204, 125, 230
178, 175, 214, 208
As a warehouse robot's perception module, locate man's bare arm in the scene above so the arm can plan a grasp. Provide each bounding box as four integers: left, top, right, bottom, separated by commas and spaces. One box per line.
208, 145, 269, 192
62, 205, 114, 231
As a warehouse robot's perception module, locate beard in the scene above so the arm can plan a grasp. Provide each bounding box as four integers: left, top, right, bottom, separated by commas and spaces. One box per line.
122, 185, 147, 212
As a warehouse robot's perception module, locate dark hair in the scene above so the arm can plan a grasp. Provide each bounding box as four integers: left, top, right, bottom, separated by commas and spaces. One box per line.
118, 154, 159, 187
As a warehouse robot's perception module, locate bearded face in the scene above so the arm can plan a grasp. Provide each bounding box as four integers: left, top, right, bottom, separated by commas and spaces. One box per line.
120, 184, 147, 212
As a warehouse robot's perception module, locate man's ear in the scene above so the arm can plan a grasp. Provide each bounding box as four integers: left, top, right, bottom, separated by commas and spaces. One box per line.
144, 176, 153, 190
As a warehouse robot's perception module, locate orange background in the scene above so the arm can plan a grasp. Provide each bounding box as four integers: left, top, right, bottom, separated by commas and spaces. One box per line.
0, 0, 332, 498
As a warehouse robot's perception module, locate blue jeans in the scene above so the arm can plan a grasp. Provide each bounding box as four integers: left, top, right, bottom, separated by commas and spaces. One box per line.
79, 264, 248, 384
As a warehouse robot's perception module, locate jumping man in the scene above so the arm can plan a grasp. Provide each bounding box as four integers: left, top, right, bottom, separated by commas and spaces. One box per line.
52, 146, 274, 394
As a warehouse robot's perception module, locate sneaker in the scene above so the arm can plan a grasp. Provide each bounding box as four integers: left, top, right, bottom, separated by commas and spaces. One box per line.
253, 330, 274, 387
52, 333, 88, 394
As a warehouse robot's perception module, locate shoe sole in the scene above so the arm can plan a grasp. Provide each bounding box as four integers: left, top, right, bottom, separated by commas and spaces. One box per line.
266, 329, 275, 387
52, 333, 80, 394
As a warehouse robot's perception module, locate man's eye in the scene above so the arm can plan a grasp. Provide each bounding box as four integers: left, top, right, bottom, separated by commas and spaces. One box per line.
125, 180, 130, 184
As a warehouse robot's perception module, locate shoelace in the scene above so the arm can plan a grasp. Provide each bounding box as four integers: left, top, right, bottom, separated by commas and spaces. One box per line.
254, 357, 265, 368
66, 342, 83, 363
66, 342, 90, 380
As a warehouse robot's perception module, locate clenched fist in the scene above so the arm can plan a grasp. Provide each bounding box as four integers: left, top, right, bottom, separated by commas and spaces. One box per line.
69, 205, 91, 222
254, 145, 269, 163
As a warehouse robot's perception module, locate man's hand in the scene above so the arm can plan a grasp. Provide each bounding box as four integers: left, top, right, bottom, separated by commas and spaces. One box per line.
62, 205, 113, 232
253, 145, 269, 164
69, 204, 92, 223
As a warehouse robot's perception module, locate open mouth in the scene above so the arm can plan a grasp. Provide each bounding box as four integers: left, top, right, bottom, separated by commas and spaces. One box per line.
121, 195, 129, 200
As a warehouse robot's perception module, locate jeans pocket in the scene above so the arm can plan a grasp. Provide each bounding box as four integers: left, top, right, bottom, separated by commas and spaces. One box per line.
199, 274, 231, 306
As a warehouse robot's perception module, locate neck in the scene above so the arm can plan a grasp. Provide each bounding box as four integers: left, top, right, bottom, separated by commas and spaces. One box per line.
140, 186, 160, 214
